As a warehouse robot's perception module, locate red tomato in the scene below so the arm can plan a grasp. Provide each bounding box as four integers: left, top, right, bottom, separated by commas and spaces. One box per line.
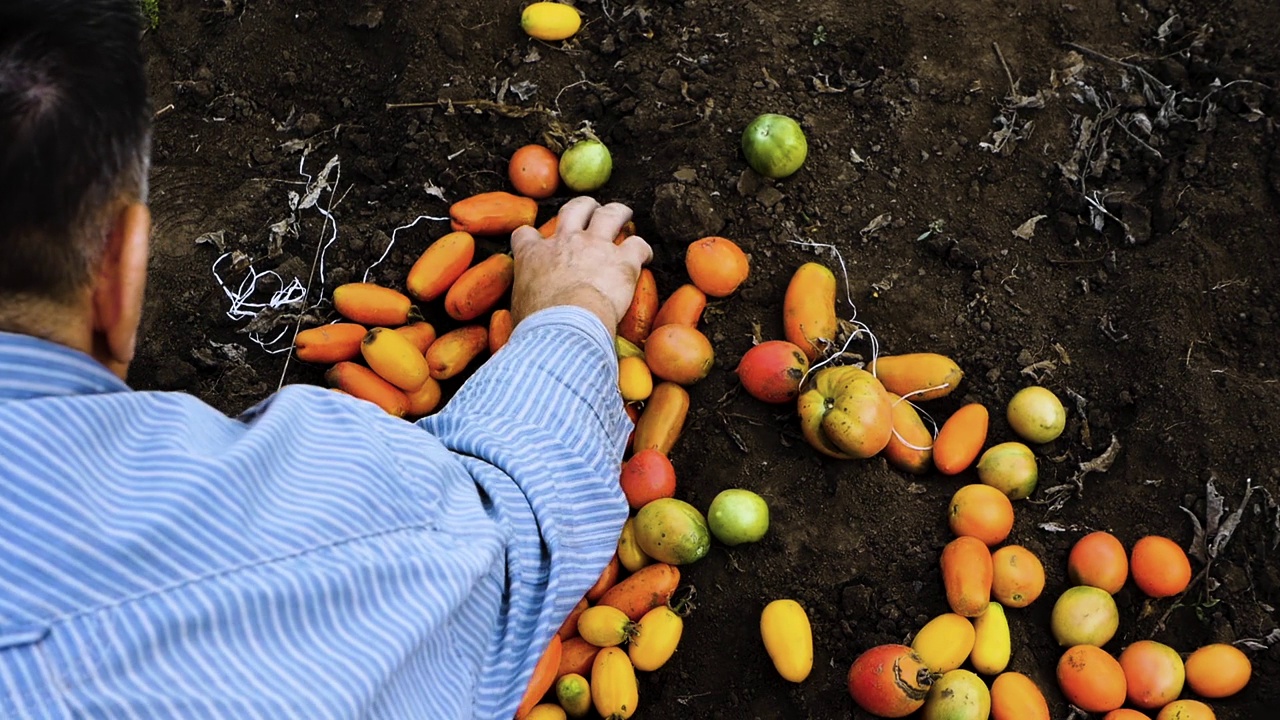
508, 144, 560, 199
619, 449, 676, 509
848, 644, 933, 717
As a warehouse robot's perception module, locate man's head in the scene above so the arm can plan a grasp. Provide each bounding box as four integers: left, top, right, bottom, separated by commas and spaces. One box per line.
1, 0, 152, 376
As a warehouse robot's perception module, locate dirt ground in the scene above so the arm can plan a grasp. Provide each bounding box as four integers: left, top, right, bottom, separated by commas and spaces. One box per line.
132, 0, 1279, 717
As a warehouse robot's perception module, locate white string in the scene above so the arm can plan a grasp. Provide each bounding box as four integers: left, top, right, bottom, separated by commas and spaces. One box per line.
890, 427, 934, 452
210, 253, 306, 321
362, 214, 450, 282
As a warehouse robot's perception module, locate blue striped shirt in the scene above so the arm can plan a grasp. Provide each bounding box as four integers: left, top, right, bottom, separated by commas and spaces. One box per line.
0, 307, 630, 719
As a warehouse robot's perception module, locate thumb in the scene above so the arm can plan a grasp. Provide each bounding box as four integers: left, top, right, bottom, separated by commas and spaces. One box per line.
617, 234, 653, 269
509, 225, 542, 259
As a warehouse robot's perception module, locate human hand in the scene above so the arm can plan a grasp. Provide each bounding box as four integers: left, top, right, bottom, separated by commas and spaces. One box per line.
509, 196, 653, 332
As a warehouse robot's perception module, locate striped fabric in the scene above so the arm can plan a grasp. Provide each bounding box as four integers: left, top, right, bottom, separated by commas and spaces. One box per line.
0, 307, 630, 719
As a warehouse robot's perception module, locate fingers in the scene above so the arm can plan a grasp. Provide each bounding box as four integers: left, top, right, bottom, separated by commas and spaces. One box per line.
617, 234, 654, 269
509, 224, 542, 260
555, 196, 601, 234
585, 202, 633, 242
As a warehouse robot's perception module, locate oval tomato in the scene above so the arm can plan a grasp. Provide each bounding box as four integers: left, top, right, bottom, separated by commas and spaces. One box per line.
509, 144, 560, 199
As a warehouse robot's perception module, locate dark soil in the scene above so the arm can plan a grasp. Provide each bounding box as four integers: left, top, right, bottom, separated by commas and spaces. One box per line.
134, 0, 1280, 717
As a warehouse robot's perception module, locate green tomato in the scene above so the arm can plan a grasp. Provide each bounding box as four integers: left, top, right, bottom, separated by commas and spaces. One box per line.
976, 441, 1038, 500
1050, 586, 1119, 647
741, 113, 808, 179
558, 139, 612, 192
707, 489, 770, 546
634, 498, 710, 565
1006, 386, 1066, 444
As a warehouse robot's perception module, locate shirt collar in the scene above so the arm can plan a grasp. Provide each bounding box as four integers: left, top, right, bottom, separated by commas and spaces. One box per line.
0, 331, 130, 401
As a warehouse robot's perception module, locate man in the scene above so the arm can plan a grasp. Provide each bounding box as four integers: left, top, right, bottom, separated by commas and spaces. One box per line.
0, 2, 650, 718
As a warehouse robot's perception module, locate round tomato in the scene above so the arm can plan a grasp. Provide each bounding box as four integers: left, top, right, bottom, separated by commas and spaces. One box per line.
1006, 386, 1066, 444
741, 113, 808, 179
619, 449, 676, 509
707, 489, 769, 546
559, 139, 612, 192
508, 144, 560, 199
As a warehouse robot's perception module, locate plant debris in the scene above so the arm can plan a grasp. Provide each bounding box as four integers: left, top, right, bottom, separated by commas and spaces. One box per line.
1041, 434, 1120, 512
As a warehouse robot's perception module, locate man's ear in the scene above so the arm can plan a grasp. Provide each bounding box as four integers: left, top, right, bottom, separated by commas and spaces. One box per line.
92, 202, 151, 373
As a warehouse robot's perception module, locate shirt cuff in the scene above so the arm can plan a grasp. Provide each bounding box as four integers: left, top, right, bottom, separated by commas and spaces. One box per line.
432, 305, 627, 454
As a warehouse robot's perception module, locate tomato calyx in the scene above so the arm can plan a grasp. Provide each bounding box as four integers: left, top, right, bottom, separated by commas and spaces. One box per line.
890, 656, 935, 701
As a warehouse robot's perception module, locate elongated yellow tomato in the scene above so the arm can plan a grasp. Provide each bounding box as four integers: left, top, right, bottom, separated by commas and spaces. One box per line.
618, 356, 653, 402
361, 327, 429, 391
868, 353, 964, 401
521, 2, 582, 41
797, 366, 893, 459
592, 647, 639, 720
911, 613, 976, 674
760, 599, 813, 682
555, 673, 592, 719
616, 518, 653, 574
577, 605, 636, 648
970, 601, 1011, 675
628, 605, 683, 672
523, 705, 566, 720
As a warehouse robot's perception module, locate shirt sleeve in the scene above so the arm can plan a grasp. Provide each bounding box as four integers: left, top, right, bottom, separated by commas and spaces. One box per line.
416, 306, 630, 716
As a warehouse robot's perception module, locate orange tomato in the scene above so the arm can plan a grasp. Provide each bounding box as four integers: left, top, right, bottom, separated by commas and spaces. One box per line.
509, 144, 561, 199
685, 236, 749, 297
1184, 643, 1251, 698
948, 483, 1014, 546
1156, 700, 1216, 720
1057, 645, 1127, 713
990, 672, 1050, 720
1068, 531, 1129, 594
1103, 710, 1154, 720
619, 449, 677, 509
939, 536, 994, 617
585, 555, 621, 602
991, 545, 1045, 608
1130, 535, 1192, 598
1118, 640, 1185, 709
933, 403, 989, 475
643, 325, 714, 385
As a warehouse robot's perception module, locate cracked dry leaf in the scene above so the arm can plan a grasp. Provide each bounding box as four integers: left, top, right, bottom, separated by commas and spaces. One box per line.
297, 155, 340, 211
1182, 476, 1256, 566
859, 213, 892, 237
195, 230, 228, 252
1012, 214, 1048, 240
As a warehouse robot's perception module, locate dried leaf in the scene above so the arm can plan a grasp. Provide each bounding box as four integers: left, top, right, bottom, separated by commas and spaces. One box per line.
1210, 477, 1254, 560
1013, 214, 1048, 240
508, 80, 538, 101
195, 230, 228, 252
1236, 628, 1280, 650
423, 180, 447, 202
1183, 504, 1209, 565
859, 213, 892, 237
297, 155, 340, 211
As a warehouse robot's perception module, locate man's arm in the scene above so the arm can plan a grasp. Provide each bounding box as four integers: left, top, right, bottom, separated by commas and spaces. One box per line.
419, 197, 651, 716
